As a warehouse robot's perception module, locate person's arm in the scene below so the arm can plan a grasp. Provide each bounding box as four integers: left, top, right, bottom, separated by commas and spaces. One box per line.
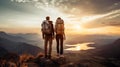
42, 32, 45, 39
41, 22, 45, 39
63, 32, 66, 40
55, 22, 57, 33
63, 20, 66, 40
51, 23, 55, 37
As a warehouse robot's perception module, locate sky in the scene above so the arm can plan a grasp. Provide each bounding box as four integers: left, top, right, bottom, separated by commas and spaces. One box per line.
0, 0, 120, 35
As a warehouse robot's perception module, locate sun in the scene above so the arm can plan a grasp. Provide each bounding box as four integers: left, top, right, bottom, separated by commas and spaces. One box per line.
73, 24, 83, 31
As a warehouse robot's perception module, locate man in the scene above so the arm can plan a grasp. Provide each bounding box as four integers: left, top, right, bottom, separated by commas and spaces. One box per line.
41, 16, 54, 59
55, 17, 66, 57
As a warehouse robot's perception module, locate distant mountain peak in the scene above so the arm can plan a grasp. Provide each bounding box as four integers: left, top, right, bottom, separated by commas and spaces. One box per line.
113, 38, 120, 45
0, 31, 7, 35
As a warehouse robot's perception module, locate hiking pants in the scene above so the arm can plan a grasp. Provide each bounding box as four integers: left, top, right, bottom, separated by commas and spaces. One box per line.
44, 35, 53, 56
56, 34, 64, 55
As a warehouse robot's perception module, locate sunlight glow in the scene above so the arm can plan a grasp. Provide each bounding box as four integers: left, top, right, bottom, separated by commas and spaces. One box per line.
73, 24, 83, 31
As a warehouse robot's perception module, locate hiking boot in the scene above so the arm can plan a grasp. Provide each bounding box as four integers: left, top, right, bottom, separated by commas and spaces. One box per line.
56, 53, 60, 56
45, 55, 48, 58
48, 55, 51, 59
59, 55, 64, 58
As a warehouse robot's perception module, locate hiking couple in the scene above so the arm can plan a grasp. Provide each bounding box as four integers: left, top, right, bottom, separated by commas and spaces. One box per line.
41, 16, 66, 59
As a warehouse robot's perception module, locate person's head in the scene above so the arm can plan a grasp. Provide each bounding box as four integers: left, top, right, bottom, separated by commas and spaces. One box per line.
57, 17, 61, 20
46, 16, 50, 20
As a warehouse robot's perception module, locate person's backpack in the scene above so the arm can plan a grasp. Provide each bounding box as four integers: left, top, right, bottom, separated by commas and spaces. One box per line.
55, 19, 64, 34
41, 20, 51, 34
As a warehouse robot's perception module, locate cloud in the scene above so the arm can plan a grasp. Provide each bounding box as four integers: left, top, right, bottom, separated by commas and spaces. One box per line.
81, 9, 120, 28
0, 0, 120, 32
9, 0, 120, 16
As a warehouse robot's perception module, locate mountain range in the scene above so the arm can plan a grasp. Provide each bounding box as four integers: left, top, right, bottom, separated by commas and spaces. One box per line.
0, 31, 120, 67
96, 38, 120, 58
0, 31, 43, 56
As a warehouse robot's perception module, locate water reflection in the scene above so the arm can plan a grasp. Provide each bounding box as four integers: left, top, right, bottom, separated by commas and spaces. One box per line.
65, 42, 95, 51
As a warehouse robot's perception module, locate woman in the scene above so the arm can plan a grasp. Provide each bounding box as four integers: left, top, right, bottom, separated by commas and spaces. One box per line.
55, 17, 66, 57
